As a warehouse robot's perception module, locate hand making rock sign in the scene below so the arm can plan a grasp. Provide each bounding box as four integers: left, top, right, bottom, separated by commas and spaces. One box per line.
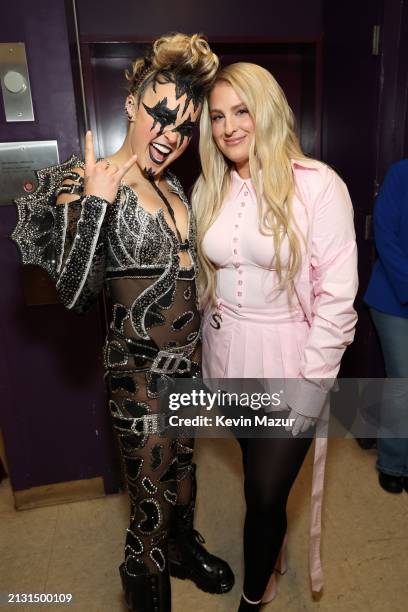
83, 130, 137, 203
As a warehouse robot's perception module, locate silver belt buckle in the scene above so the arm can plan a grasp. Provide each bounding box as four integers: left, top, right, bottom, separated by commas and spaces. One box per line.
143, 414, 158, 435
151, 351, 184, 375
131, 414, 164, 436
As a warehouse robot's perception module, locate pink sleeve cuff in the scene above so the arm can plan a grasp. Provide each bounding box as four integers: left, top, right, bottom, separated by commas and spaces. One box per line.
285, 378, 335, 418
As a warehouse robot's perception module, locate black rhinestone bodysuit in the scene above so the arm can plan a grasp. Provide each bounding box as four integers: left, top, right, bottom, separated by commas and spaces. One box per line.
12, 154, 200, 577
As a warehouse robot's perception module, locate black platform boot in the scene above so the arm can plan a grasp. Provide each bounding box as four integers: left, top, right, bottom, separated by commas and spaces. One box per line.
119, 562, 171, 612
168, 463, 235, 594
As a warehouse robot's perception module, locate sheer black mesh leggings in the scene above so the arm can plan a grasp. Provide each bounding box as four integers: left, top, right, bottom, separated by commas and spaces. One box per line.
238, 433, 313, 601
109, 373, 196, 577
105, 279, 201, 578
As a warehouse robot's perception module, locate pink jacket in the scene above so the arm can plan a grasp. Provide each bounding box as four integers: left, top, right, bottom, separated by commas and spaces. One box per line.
285, 159, 358, 418
285, 159, 357, 592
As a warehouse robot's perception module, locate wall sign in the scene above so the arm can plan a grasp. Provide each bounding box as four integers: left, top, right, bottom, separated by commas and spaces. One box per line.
0, 140, 59, 205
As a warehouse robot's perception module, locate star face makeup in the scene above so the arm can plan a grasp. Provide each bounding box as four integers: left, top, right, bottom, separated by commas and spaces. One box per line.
142, 97, 180, 136
129, 80, 200, 177
172, 114, 196, 147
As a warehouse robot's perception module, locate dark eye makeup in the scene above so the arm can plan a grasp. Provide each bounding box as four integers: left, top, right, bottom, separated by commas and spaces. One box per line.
142, 97, 180, 136
172, 115, 196, 147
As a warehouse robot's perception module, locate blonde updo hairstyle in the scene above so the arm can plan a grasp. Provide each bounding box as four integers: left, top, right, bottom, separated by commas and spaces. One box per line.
125, 33, 219, 105
192, 62, 310, 307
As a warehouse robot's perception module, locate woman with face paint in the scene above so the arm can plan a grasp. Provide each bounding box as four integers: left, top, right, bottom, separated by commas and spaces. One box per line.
12, 33, 234, 612
192, 63, 358, 610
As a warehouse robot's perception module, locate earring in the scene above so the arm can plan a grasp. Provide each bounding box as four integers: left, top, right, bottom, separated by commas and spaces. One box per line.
125, 101, 134, 122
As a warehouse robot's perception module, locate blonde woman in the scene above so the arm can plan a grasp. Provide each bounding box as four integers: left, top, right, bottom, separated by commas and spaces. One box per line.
12, 34, 234, 612
192, 63, 358, 610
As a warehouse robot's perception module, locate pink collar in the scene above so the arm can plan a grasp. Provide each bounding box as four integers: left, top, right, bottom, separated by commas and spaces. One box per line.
229, 169, 257, 202
228, 158, 318, 201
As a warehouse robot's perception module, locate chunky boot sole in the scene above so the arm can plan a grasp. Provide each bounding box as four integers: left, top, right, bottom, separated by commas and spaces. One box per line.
169, 559, 234, 594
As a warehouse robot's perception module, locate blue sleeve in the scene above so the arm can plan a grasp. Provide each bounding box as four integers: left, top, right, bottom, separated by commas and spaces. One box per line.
373, 161, 408, 304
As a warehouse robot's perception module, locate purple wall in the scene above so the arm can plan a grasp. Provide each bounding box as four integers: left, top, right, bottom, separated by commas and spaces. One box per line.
0, 0, 118, 493
0, 0, 80, 158
77, 0, 322, 40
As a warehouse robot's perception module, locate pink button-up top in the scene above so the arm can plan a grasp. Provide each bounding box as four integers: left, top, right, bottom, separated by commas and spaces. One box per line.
202, 170, 305, 318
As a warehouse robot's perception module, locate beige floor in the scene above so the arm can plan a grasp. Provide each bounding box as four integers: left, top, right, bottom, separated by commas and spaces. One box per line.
0, 438, 407, 612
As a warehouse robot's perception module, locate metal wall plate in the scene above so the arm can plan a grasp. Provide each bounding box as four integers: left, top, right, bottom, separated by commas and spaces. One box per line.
0, 140, 59, 205
0, 42, 34, 122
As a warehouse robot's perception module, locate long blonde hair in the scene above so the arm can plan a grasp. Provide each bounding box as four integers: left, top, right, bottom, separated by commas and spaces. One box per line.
192, 62, 309, 306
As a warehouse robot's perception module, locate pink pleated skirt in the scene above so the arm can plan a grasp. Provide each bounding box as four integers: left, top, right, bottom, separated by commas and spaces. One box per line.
202, 298, 310, 380
201, 297, 327, 594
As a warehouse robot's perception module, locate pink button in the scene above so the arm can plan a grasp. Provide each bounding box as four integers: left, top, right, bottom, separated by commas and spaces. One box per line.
238, 269, 243, 274
237, 291, 242, 296
237, 304, 242, 308
235, 224, 239, 229
241, 202, 245, 207
238, 280, 243, 285
238, 213, 243, 218
233, 237, 239, 242
233, 249, 238, 254
234, 262, 241, 268
244, 191, 249, 196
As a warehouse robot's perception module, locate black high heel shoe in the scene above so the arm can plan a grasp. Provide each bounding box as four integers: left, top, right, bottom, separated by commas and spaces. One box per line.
237, 595, 262, 611
119, 562, 171, 612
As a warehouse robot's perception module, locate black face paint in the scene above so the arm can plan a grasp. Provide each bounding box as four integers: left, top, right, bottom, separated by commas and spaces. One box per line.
142, 97, 179, 136
144, 167, 156, 181
172, 114, 196, 147
155, 71, 203, 115
174, 73, 202, 115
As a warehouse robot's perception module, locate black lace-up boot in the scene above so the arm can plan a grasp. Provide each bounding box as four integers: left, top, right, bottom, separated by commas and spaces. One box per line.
119, 562, 171, 612
168, 463, 235, 594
